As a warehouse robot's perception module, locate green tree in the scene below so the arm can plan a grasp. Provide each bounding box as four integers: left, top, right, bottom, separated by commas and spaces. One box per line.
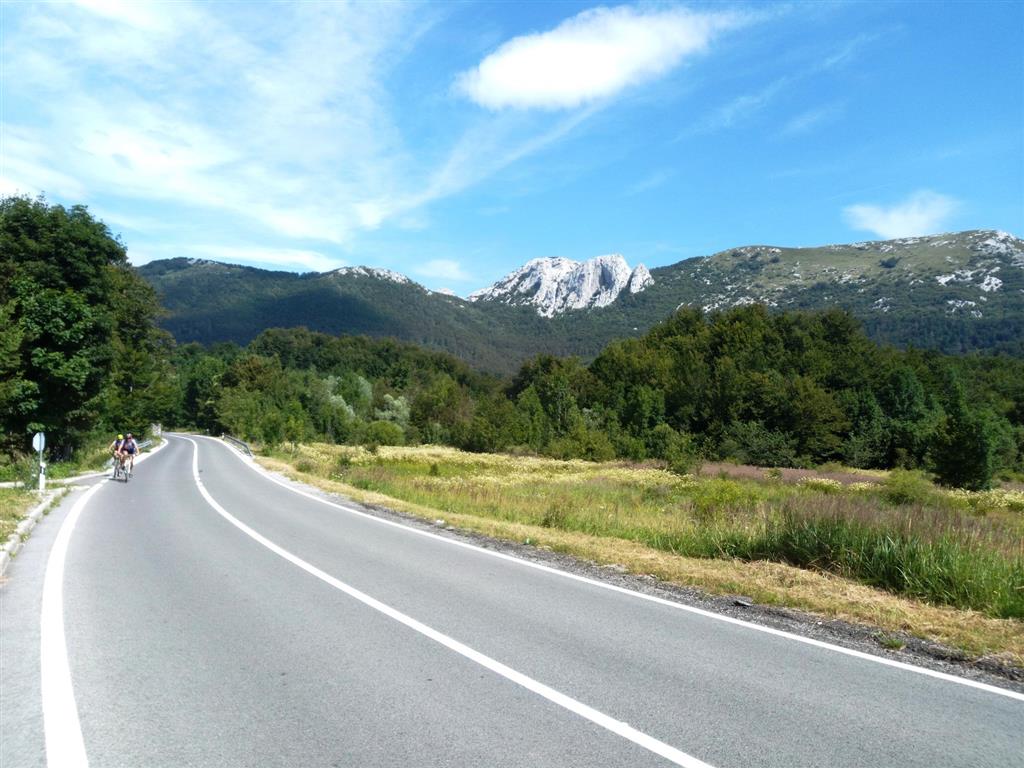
1, 195, 173, 456
931, 381, 996, 490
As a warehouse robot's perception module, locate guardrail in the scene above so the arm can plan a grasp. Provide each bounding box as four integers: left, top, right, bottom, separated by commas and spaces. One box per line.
222, 434, 253, 457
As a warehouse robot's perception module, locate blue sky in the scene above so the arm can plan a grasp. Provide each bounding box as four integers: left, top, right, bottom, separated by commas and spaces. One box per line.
2, 1, 1022, 294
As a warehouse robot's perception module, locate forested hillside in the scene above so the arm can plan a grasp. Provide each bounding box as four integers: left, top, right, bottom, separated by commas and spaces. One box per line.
139, 258, 594, 372
174, 309, 1024, 490
139, 230, 1024, 373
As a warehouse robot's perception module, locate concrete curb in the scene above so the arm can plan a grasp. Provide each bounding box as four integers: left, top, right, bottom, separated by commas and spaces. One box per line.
0, 490, 63, 578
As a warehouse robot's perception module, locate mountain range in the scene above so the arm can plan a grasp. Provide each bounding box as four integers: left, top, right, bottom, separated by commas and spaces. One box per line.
139, 230, 1024, 373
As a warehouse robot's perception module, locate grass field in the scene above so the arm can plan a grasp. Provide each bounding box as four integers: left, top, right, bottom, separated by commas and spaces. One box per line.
262, 443, 1024, 665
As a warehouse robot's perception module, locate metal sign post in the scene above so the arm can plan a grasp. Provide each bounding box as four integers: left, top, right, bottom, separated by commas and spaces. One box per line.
32, 432, 45, 492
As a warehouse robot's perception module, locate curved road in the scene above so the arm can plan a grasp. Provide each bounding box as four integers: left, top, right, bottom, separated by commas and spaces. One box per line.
2, 435, 1021, 767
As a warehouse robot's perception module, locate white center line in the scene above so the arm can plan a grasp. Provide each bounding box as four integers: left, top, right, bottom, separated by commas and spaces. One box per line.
193, 434, 1024, 704
184, 436, 716, 767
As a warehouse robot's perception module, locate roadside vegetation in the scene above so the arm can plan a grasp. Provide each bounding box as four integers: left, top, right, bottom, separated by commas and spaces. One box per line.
0, 487, 40, 541
262, 442, 1024, 664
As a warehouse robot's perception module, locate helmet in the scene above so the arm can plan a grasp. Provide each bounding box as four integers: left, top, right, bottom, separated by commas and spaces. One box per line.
127, 432, 133, 437
117, 434, 124, 440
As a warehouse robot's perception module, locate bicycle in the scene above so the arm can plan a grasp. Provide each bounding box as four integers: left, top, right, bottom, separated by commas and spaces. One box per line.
112, 453, 130, 482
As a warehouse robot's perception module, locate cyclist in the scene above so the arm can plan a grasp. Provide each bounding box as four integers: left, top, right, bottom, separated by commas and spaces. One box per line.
107, 436, 126, 479
123, 432, 139, 475
108, 434, 125, 462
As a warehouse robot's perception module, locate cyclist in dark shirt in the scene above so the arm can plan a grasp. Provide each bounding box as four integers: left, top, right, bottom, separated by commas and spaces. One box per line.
122, 432, 139, 474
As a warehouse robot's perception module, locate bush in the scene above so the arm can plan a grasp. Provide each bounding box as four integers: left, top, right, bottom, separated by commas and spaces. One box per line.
547, 426, 616, 461
612, 433, 647, 461
647, 424, 678, 460
540, 502, 570, 528
664, 432, 699, 476
883, 469, 936, 506
363, 420, 404, 447
719, 421, 797, 467
796, 477, 843, 494
0, 453, 38, 487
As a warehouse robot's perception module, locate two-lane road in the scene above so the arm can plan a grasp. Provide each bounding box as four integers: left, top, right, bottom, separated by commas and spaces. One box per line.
2, 435, 1021, 767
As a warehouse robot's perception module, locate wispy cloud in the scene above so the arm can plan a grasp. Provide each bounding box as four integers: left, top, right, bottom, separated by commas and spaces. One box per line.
455, 6, 748, 110
821, 31, 887, 69
2, 2, 418, 245
415, 259, 473, 283
691, 31, 878, 137
780, 102, 844, 136
843, 190, 959, 238
696, 76, 791, 133
625, 169, 673, 196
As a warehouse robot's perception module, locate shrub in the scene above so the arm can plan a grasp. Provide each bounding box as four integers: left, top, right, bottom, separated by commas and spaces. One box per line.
719, 421, 798, 467
647, 423, 679, 460
796, 477, 843, 494
540, 502, 570, 528
0, 453, 38, 487
363, 420, 405, 447
883, 469, 936, 506
665, 432, 699, 476
548, 426, 616, 462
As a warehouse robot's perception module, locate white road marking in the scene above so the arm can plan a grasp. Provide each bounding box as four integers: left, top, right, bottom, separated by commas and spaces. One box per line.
191, 433, 1024, 703
184, 436, 716, 768
40, 482, 104, 768
39, 438, 168, 767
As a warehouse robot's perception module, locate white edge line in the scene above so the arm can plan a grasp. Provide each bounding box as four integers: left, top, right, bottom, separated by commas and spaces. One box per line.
183, 434, 1024, 704
41, 482, 105, 768
38, 439, 169, 767
182, 436, 715, 768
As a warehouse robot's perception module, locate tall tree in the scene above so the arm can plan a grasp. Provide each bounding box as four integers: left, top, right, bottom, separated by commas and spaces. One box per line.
1, 195, 172, 456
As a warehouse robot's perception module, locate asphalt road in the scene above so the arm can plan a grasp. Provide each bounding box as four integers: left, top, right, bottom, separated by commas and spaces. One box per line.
2, 435, 1021, 767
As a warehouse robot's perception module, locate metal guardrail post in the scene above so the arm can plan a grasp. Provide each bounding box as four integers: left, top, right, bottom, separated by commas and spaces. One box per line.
222, 433, 253, 457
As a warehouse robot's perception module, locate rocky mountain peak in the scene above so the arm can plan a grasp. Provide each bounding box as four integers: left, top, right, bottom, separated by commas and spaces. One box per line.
469, 253, 654, 317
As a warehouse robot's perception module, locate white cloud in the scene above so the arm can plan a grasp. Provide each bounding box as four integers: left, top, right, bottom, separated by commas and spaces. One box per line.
186, 245, 342, 273
843, 190, 959, 239
456, 6, 745, 110
415, 259, 473, 282
127, 242, 341, 272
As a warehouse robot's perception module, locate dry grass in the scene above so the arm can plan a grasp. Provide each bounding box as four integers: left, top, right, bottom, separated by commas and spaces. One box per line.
258, 449, 1024, 665
0, 488, 41, 540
